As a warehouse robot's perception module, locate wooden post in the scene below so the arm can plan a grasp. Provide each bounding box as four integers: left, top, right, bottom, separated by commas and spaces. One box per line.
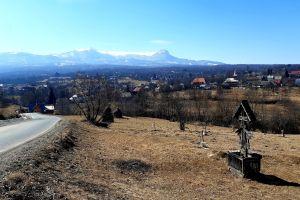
281, 129, 285, 137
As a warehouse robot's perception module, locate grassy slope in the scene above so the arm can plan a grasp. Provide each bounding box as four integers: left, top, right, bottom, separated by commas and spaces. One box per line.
58, 116, 299, 199
1, 116, 298, 199
0, 105, 19, 119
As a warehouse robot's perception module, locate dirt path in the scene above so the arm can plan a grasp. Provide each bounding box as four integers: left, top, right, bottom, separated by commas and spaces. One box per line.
1, 116, 299, 199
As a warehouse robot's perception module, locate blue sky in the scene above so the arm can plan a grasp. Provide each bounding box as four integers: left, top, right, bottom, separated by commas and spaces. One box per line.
0, 0, 300, 64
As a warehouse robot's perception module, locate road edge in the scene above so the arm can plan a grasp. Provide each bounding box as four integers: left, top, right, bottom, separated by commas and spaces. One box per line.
0, 118, 68, 180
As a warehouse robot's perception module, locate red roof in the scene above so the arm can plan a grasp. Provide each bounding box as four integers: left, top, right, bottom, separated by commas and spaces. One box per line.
192, 77, 206, 84
289, 70, 300, 75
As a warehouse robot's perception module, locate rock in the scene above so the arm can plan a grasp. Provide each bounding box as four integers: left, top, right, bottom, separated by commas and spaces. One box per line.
200, 142, 209, 148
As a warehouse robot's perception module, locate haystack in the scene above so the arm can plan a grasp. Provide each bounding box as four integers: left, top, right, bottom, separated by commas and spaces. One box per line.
101, 106, 114, 123
114, 108, 123, 118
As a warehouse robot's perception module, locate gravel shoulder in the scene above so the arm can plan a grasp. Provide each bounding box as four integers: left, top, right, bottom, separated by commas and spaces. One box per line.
0, 119, 68, 180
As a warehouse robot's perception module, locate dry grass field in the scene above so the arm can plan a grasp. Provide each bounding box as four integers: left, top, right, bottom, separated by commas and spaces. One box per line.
55, 116, 299, 199
0, 105, 19, 119
1, 116, 298, 199
118, 77, 149, 86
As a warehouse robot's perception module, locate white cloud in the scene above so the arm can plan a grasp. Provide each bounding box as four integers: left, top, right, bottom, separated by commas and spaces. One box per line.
150, 39, 173, 45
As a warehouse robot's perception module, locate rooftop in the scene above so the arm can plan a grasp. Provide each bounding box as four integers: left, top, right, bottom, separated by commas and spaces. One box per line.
192, 77, 206, 84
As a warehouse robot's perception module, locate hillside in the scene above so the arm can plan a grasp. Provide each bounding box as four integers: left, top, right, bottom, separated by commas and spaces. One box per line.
1, 116, 299, 199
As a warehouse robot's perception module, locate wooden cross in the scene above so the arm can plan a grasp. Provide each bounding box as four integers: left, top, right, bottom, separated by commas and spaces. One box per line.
234, 100, 256, 158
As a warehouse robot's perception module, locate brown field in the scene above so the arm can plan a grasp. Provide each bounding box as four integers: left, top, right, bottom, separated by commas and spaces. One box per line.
0, 105, 19, 119
55, 116, 299, 199
1, 116, 299, 199
118, 77, 149, 86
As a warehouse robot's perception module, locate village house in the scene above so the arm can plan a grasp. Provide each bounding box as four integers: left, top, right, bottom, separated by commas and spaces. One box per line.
289, 70, 300, 78
245, 76, 261, 87
29, 103, 55, 114
223, 77, 239, 88
191, 77, 206, 88
44, 105, 55, 114
285, 70, 300, 86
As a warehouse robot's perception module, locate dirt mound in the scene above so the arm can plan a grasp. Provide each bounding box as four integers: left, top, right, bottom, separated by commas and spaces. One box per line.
59, 132, 76, 150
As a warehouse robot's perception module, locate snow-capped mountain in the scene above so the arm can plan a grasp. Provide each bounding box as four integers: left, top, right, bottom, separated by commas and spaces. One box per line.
0, 49, 224, 67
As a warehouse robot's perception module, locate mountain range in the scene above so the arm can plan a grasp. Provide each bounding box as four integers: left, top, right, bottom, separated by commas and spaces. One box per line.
0, 49, 224, 67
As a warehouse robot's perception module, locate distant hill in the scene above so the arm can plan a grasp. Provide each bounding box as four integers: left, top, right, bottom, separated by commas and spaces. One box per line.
0, 49, 224, 67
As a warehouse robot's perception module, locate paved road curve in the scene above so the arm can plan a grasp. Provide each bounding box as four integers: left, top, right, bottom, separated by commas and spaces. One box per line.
0, 113, 60, 153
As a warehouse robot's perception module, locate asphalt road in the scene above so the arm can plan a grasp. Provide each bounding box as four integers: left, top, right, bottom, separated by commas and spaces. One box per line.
0, 113, 60, 153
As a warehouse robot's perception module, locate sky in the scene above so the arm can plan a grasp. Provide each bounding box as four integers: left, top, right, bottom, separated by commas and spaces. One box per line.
0, 0, 300, 64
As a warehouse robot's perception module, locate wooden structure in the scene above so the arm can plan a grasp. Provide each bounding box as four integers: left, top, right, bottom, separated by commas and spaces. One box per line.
33, 104, 43, 113
30, 103, 55, 114
233, 100, 256, 157
228, 151, 262, 177
228, 100, 262, 177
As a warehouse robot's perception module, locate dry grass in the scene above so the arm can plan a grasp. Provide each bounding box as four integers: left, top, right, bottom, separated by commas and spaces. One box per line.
1, 116, 299, 199
0, 105, 19, 119
58, 116, 300, 199
118, 77, 149, 86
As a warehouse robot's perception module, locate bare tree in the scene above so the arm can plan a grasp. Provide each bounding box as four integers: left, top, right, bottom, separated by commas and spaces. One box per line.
71, 76, 109, 124
194, 90, 211, 134
169, 93, 186, 131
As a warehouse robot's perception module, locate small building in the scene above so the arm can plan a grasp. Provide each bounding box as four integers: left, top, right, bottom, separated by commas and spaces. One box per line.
44, 105, 55, 114
223, 78, 239, 88
191, 77, 206, 86
274, 75, 282, 80
69, 94, 84, 103
267, 75, 274, 82
191, 77, 206, 89
29, 103, 55, 114
30, 103, 45, 113
260, 81, 276, 88
289, 70, 300, 78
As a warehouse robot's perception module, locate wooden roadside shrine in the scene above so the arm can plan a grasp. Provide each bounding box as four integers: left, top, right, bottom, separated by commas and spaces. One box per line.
228, 100, 262, 178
